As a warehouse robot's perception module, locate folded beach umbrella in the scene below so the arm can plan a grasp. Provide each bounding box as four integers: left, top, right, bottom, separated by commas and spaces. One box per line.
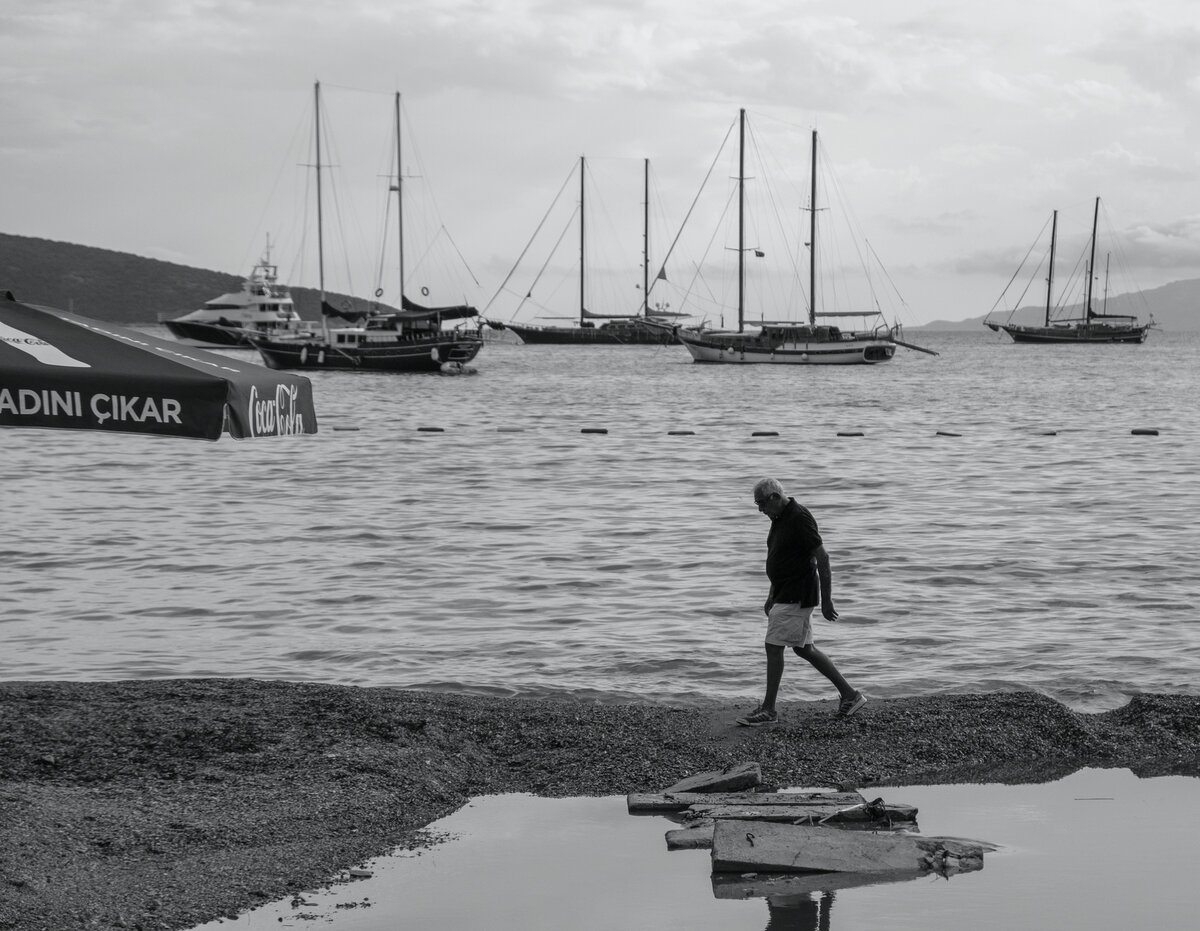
0, 291, 318, 440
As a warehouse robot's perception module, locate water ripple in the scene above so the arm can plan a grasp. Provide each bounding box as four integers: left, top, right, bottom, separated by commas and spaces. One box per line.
2, 332, 1199, 711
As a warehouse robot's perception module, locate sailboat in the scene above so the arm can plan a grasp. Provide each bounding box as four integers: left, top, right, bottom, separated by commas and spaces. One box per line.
985, 197, 1153, 344
251, 85, 483, 373
668, 113, 931, 365
487, 157, 680, 346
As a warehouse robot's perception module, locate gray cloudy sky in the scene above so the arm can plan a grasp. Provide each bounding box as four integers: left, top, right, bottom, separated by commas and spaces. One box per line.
3, 0, 1200, 324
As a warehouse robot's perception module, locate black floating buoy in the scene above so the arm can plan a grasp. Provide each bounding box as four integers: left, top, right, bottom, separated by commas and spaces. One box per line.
1131, 428, 1160, 436
667, 430, 695, 436
332, 426, 360, 432
1038, 431, 1058, 436
417, 426, 445, 432
581, 427, 609, 434
935, 431, 961, 437
752, 430, 779, 437
837, 431, 864, 437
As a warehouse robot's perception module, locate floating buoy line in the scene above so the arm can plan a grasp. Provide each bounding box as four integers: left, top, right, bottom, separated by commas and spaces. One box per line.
377, 425, 1165, 438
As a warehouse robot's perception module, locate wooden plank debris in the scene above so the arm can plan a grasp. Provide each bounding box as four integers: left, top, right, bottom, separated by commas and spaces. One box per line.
711, 820, 985, 874
687, 801, 918, 824
661, 762, 761, 795
664, 804, 916, 851
628, 790, 863, 813
712, 868, 932, 899
665, 819, 716, 850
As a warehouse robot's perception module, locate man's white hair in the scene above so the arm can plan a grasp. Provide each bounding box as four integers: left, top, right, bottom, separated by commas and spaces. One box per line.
752, 477, 785, 499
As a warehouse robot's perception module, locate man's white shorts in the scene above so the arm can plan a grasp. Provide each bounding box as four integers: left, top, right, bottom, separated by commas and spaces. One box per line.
765, 603, 814, 648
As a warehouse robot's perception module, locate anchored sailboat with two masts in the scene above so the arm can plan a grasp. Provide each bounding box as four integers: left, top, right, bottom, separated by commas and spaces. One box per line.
251, 84, 483, 372
668, 111, 933, 365
985, 197, 1153, 344
486, 156, 682, 346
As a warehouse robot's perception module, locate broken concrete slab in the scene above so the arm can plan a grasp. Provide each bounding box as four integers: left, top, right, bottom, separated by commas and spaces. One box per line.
628, 790, 863, 813
711, 820, 986, 874
661, 761, 761, 794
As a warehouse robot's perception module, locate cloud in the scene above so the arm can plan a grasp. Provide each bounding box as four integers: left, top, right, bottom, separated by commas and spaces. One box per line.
1118, 216, 1200, 269
946, 212, 1200, 278
1084, 15, 1200, 108
5, 0, 1200, 323
892, 209, 979, 235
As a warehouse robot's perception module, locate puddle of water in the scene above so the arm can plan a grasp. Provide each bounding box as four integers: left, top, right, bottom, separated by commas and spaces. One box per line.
192, 768, 1198, 931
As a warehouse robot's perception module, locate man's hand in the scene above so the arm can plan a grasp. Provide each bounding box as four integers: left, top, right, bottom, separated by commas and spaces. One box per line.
763, 599, 774, 617
822, 600, 839, 622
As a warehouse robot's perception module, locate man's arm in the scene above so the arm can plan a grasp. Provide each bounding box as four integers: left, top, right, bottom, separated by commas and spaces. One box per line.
813, 545, 839, 622
763, 583, 776, 617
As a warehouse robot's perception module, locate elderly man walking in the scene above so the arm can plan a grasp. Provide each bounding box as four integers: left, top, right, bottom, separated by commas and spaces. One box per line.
736, 477, 867, 726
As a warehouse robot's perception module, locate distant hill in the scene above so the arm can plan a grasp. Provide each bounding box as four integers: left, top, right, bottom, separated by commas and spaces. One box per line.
0, 232, 366, 323
919, 277, 1200, 330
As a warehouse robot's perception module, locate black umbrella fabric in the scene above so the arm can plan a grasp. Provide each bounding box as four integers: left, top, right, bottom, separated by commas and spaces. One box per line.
1, 293, 317, 440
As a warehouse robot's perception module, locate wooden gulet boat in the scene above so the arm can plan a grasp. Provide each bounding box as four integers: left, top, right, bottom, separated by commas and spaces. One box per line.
488, 157, 681, 346
670, 114, 934, 365
985, 197, 1153, 344
251, 84, 482, 373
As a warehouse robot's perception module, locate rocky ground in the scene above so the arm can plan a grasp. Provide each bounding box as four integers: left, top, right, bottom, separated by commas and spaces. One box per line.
1, 679, 1197, 931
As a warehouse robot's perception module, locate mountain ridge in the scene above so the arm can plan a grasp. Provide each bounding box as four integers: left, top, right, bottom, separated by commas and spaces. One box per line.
1, 232, 376, 324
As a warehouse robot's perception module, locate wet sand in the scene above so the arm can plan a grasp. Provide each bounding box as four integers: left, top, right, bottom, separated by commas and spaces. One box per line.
1, 679, 1197, 931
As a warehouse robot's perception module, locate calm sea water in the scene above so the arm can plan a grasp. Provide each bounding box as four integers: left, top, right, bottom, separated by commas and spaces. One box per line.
3, 330, 1197, 711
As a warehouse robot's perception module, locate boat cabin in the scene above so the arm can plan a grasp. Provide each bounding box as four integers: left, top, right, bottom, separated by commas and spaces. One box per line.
762, 324, 843, 342
700, 324, 849, 348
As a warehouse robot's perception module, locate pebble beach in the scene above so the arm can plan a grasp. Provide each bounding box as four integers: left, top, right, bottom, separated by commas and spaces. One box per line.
2, 679, 1198, 931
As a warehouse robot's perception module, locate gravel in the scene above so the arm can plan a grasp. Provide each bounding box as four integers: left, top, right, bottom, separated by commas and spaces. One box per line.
1, 678, 1197, 931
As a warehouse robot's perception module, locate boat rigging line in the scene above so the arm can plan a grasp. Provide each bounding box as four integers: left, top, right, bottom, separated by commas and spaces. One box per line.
482, 163, 578, 317
985, 212, 1054, 322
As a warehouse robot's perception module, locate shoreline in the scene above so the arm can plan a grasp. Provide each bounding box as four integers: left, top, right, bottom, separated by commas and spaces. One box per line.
2, 679, 1197, 931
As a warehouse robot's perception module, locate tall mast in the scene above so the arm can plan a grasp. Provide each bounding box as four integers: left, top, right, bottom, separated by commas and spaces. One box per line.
1045, 209, 1058, 327
579, 155, 586, 327
1085, 196, 1100, 325
394, 92, 405, 301
314, 81, 328, 341
738, 108, 745, 332
809, 129, 818, 326
642, 157, 650, 316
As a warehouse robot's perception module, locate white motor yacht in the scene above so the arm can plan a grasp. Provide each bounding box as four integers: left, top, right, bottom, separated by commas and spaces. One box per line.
162, 241, 310, 347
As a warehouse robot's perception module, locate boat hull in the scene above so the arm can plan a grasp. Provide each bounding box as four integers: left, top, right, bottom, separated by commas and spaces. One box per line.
677, 331, 895, 364
502, 322, 678, 345
251, 335, 483, 372
1000, 324, 1150, 344
162, 319, 256, 347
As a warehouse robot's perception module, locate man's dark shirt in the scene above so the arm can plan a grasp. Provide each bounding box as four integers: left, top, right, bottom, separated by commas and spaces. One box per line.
765, 498, 823, 608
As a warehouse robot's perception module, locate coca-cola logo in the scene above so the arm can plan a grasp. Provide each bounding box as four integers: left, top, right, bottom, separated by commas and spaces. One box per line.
248, 383, 306, 437
0, 320, 90, 367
